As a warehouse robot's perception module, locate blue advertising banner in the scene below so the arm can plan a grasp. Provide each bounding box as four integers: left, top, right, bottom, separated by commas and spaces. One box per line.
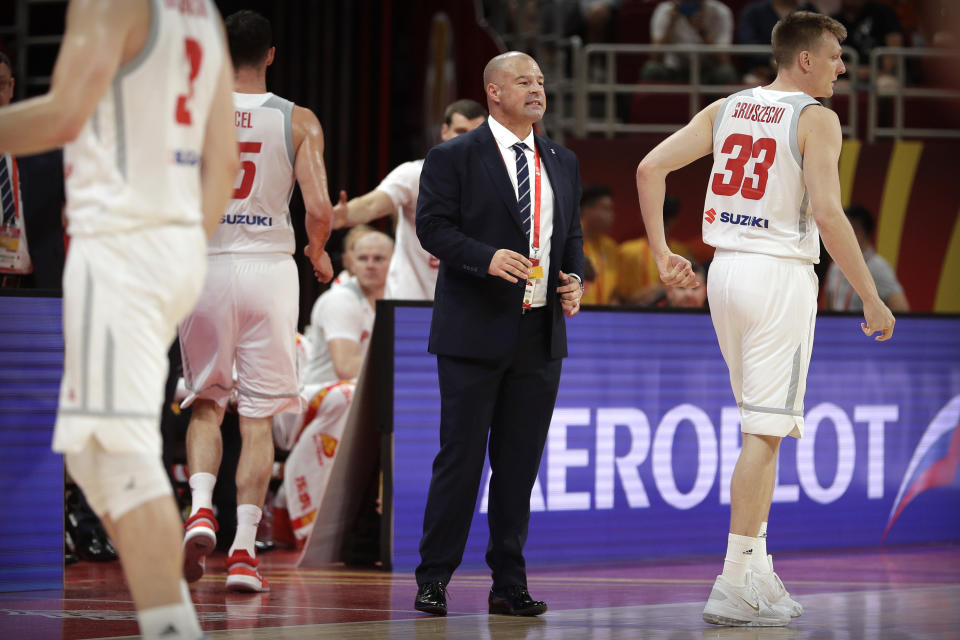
391, 307, 960, 571
0, 295, 64, 591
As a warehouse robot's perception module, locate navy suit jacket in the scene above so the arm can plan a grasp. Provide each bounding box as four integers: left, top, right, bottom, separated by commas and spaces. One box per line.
416, 121, 584, 360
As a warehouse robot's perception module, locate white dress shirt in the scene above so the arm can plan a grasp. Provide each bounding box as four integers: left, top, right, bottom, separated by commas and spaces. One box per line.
488, 115, 554, 308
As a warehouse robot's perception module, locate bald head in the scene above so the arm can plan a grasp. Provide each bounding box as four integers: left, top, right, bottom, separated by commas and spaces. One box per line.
483, 51, 545, 132
354, 230, 394, 254
353, 230, 393, 296
483, 51, 535, 86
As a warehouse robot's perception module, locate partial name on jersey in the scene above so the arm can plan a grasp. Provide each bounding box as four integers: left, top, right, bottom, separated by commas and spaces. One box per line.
235, 111, 252, 128
729, 102, 786, 125
164, 0, 209, 17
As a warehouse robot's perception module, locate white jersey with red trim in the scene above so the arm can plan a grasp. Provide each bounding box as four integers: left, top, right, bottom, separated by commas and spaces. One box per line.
702, 87, 821, 262
377, 159, 440, 300
207, 92, 296, 255
64, 0, 224, 236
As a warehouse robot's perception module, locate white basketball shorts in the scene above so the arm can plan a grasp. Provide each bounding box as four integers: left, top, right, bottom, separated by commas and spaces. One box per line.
707, 249, 818, 438
179, 252, 303, 418
53, 225, 207, 455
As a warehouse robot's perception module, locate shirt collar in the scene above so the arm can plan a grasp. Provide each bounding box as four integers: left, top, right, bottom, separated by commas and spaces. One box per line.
488, 115, 535, 152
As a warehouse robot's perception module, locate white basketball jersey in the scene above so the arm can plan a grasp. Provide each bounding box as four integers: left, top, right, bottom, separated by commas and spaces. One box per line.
208, 92, 296, 255
378, 159, 440, 300
702, 87, 821, 262
64, 0, 224, 236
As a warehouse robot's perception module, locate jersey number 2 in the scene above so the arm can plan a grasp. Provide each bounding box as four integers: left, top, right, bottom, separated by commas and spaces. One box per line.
175, 38, 203, 125
710, 134, 777, 200
233, 142, 262, 199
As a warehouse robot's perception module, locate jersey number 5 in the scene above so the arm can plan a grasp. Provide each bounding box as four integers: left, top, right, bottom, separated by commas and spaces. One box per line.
233, 142, 262, 199
711, 134, 777, 200
175, 38, 203, 125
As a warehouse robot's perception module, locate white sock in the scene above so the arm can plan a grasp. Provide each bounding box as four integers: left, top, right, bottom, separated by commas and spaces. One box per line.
229, 504, 261, 556
751, 521, 771, 572
136, 580, 202, 640
721, 533, 756, 586
188, 472, 216, 517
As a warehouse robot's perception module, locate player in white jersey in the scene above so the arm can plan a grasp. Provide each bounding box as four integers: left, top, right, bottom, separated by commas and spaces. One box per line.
331, 99, 486, 300
0, 1, 237, 638
177, 10, 334, 593
635, 11, 895, 627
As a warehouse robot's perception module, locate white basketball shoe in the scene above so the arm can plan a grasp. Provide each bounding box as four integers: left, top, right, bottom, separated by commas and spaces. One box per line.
752, 555, 803, 617
702, 571, 791, 627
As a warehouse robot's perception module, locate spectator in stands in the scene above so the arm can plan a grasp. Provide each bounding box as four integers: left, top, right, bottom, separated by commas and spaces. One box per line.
738, 1, 817, 84
274, 231, 393, 546
0, 52, 33, 288
823, 204, 909, 311
580, 185, 618, 305
641, 0, 738, 85
0, 55, 67, 291
565, 0, 623, 45
303, 230, 393, 386
832, 0, 904, 90
615, 195, 693, 305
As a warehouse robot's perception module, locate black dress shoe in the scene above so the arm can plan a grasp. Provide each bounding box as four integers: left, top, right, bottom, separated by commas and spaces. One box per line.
488, 585, 547, 616
414, 581, 447, 616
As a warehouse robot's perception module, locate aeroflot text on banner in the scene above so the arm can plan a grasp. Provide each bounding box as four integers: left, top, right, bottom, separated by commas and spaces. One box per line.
479, 403, 897, 513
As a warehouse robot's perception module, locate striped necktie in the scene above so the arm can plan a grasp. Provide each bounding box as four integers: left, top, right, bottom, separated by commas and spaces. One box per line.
0, 156, 15, 227
511, 142, 531, 238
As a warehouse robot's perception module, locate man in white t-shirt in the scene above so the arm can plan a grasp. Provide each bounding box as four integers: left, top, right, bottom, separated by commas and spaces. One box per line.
275, 231, 393, 544
331, 100, 486, 300
823, 204, 909, 311
641, 0, 738, 84
304, 231, 393, 385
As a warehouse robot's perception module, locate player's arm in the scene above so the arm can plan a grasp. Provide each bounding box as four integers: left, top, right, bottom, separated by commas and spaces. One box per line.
635, 98, 720, 287
327, 338, 364, 381
801, 106, 894, 341
292, 105, 334, 282
0, 0, 140, 154
332, 189, 396, 229
200, 24, 240, 239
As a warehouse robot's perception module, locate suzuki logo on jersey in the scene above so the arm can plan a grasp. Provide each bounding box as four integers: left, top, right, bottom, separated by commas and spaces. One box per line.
718, 211, 770, 229
704, 208, 717, 224
220, 214, 273, 227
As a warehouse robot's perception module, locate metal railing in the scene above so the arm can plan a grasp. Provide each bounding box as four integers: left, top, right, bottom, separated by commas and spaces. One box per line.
547, 42, 959, 142
867, 47, 960, 141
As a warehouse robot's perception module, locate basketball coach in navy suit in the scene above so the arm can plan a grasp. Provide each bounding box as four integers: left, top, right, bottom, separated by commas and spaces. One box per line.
413, 51, 585, 617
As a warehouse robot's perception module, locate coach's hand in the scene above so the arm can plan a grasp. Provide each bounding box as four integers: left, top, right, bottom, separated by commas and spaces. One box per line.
558, 271, 582, 318
488, 249, 531, 283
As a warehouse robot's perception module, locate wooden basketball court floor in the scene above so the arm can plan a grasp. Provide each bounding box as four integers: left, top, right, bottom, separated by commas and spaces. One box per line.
1, 544, 957, 639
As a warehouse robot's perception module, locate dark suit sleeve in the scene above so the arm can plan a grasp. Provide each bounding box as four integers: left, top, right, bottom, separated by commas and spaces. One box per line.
416, 144, 498, 278
561, 154, 584, 279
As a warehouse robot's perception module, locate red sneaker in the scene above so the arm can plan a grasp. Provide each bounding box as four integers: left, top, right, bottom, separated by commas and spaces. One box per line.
225, 549, 270, 592
183, 508, 218, 583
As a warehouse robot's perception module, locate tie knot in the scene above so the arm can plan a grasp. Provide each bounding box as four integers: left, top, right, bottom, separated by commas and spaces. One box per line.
512, 142, 528, 156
